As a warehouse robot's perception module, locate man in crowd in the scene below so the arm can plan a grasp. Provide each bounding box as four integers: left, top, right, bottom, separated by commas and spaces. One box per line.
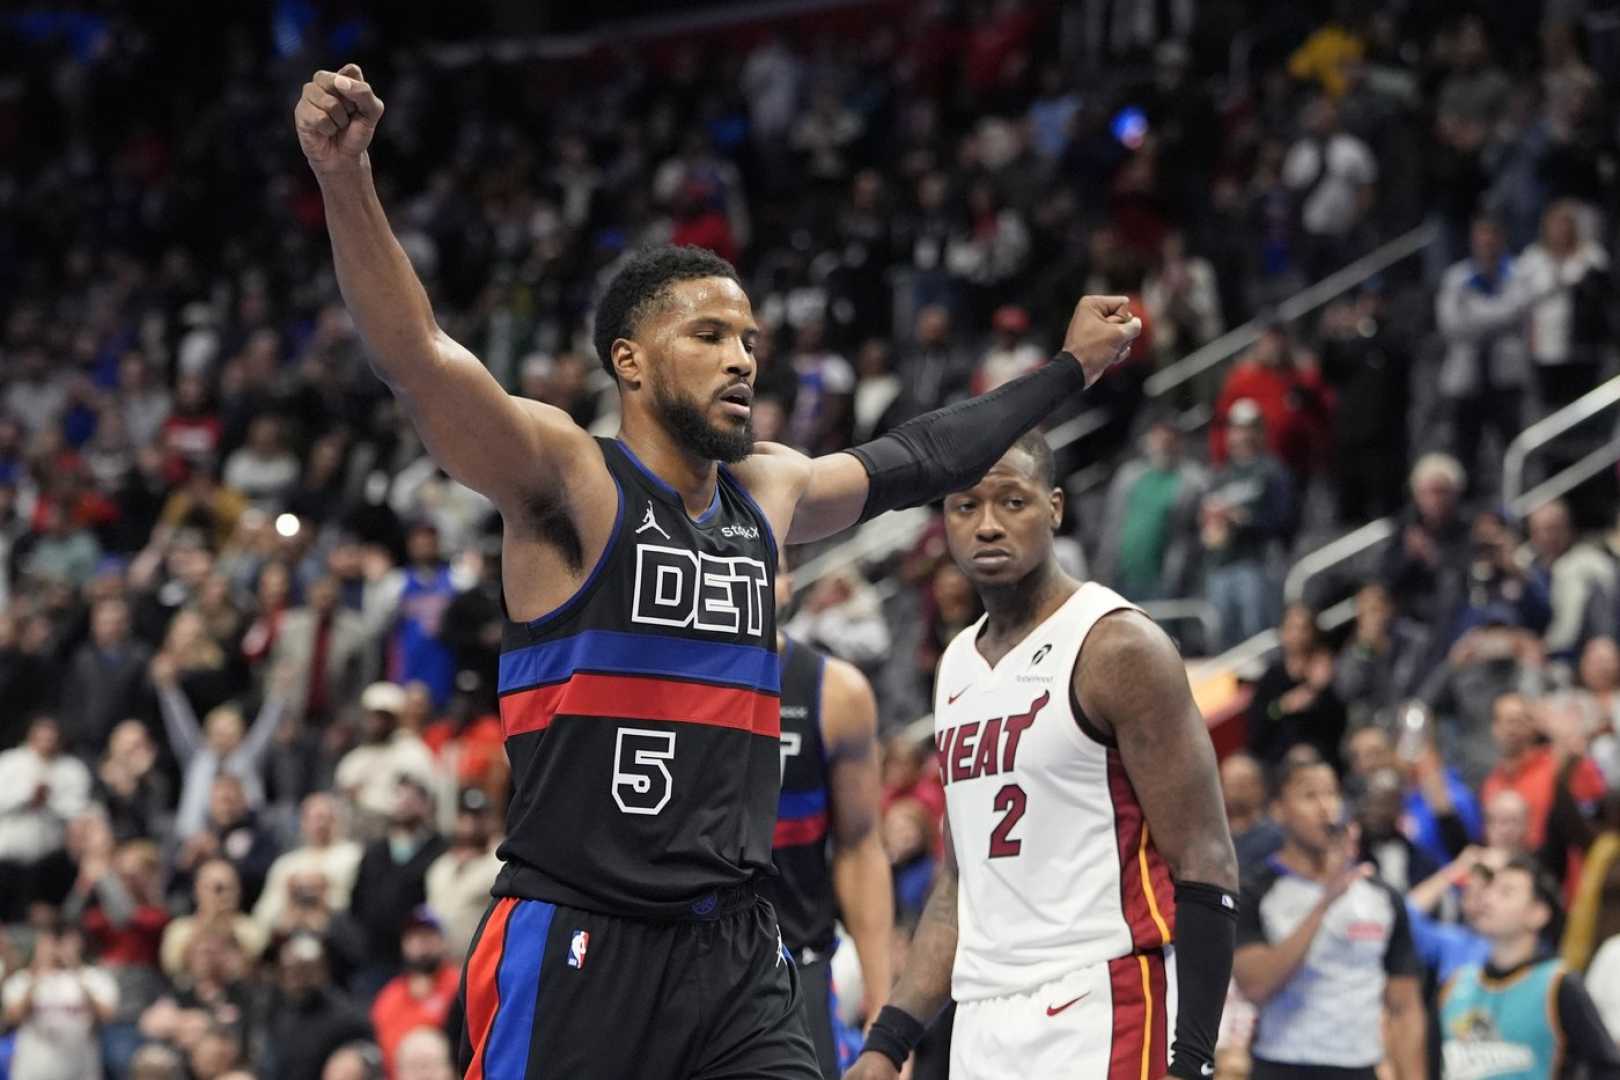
1440, 855, 1620, 1077
1234, 755, 1426, 1078
369, 908, 460, 1075
0, 716, 92, 920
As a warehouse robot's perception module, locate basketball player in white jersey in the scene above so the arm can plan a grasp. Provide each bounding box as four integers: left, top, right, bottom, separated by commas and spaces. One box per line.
847, 433, 1238, 1080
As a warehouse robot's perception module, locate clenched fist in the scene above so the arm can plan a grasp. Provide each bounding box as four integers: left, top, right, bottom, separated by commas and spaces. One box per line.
294, 63, 385, 174
1061, 295, 1142, 387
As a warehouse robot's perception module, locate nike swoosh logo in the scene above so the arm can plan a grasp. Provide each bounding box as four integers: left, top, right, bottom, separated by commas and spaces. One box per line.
947, 685, 972, 705
1045, 992, 1090, 1017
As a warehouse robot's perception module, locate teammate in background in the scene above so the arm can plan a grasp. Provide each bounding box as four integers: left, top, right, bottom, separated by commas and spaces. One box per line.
1234, 757, 1426, 1079
1441, 855, 1620, 1079
848, 433, 1238, 1079
769, 555, 893, 1077
296, 67, 1139, 1080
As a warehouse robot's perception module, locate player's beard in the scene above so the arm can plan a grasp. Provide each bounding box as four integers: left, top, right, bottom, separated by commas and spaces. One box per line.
651, 364, 754, 464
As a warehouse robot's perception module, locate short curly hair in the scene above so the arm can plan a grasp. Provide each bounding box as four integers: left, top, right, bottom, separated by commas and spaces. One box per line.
592, 245, 741, 378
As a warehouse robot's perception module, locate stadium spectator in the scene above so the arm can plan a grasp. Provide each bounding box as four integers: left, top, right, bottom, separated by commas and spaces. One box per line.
0, 716, 91, 920
1528, 499, 1617, 660
1480, 693, 1605, 858
254, 792, 363, 933
1436, 215, 1532, 487
971, 305, 1044, 394
423, 788, 503, 960
1317, 284, 1411, 523
394, 1025, 456, 1080
1203, 401, 1296, 648
895, 305, 973, 420
1142, 230, 1224, 362
1210, 326, 1333, 487
1095, 414, 1207, 602
261, 933, 373, 1080
1356, 766, 1442, 893
333, 681, 440, 833
1222, 751, 1283, 874
1578, 638, 1620, 786
1234, 756, 1426, 1077
59, 596, 152, 760
1344, 724, 1481, 868
377, 524, 458, 708
368, 908, 458, 1076
782, 568, 892, 671
1382, 453, 1471, 626
159, 858, 268, 982
1247, 603, 1347, 771
153, 655, 286, 840
223, 416, 300, 511
1283, 97, 1379, 278
1516, 200, 1614, 411
348, 777, 446, 991
1442, 855, 1620, 1074
1, 920, 119, 1080
270, 573, 379, 734
1334, 583, 1430, 728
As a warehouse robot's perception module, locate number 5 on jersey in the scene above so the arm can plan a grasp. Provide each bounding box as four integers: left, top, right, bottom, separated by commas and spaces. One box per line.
613, 727, 676, 815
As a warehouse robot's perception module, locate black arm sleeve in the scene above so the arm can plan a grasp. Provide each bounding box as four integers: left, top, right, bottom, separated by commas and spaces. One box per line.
1165, 880, 1238, 1080
1558, 970, 1620, 1077
844, 354, 1087, 523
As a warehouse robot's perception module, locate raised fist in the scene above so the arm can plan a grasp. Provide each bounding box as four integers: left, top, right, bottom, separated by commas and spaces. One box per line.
294, 63, 385, 174
1061, 296, 1142, 387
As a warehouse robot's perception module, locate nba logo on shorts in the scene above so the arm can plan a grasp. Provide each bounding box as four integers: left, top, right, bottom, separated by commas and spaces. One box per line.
568, 929, 590, 970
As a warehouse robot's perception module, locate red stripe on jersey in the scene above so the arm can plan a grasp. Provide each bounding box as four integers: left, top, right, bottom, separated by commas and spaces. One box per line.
1106, 954, 1148, 1080
1105, 749, 1177, 951
773, 811, 828, 848
463, 897, 516, 1080
500, 673, 781, 739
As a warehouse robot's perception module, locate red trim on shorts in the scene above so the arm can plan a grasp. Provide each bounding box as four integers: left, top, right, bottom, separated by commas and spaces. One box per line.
1106, 749, 1177, 950
463, 897, 516, 1080
1107, 955, 1147, 1080
1146, 950, 1170, 1074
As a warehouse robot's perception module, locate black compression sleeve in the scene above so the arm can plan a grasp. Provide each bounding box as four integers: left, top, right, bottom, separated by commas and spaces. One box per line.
844, 353, 1086, 523
1165, 880, 1238, 1080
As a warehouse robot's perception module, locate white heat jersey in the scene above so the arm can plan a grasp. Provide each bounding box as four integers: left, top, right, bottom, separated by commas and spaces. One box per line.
935, 582, 1176, 1002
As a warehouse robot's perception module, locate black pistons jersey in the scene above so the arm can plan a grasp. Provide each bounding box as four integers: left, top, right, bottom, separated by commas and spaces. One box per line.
492, 437, 781, 918
763, 638, 838, 958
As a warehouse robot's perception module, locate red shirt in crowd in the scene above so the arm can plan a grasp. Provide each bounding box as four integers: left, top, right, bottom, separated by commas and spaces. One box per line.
370, 964, 460, 1075
1210, 360, 1333, 476
1481, 746, 1606, 850
81, 904, 169, 970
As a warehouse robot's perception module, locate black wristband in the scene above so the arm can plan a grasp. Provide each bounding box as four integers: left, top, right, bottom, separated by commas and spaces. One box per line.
1167, 880, 1238, 1080
846, 353, 1087, 524
860, 1005, 927, 1070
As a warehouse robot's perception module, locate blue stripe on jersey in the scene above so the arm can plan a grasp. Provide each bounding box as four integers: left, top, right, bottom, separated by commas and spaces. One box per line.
498, 629, 782, 695
777, 787, 828, 820
487, 900, 554, 1078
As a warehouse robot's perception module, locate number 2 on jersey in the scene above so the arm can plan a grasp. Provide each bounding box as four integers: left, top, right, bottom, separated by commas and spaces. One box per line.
988, 782, 1027, 857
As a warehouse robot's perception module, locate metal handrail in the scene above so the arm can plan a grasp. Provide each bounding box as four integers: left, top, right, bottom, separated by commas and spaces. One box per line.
1141, 599, 1221, 648
1283, 517, 1397, 606
1143, 222, 1439, 400
1502, 375, 1620, 509
795, 224, 1439, 595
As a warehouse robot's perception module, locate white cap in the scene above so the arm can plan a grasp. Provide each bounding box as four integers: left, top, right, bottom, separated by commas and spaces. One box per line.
360, 681, 406, 715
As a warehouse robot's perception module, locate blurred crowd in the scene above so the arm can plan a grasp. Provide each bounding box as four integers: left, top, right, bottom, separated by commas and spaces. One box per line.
3, 0, 1620, 1077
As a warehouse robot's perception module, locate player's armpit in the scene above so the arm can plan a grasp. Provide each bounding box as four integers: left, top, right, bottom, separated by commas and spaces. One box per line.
1075, 611, 1238, 891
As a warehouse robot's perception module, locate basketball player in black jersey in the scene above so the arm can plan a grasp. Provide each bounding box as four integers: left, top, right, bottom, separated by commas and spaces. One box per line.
768, 556, 893, 1078
297, 65, 1140, 1079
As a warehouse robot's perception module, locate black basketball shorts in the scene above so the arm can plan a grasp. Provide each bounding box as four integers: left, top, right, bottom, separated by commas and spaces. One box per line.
459, 889, 819, 1079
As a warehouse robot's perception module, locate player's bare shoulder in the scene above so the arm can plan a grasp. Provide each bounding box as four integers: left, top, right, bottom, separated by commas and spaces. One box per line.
1073, 608, 1186, 738
726, 441, 813, 539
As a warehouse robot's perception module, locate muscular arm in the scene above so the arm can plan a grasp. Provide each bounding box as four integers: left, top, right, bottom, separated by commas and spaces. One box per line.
884, 818, 960, 1026
1077, 610, 1238, 890
732, 299, 1142, 544
823, 658, 894, 1014
297, 68, 609, 522
1078, 610, 1238, 1078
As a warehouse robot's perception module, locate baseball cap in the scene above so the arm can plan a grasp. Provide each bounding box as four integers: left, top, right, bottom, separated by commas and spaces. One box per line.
360, 681, 406, 715
1228, 398, 1264, 427
404, 905, 444, 935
